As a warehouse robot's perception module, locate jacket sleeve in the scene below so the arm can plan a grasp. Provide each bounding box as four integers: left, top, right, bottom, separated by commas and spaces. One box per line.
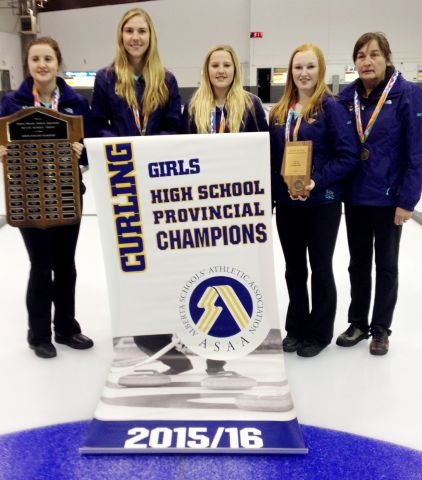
397, 83, 422, 211
91, 69, 118, 137
253, 96, 269, 132
269, 122, 284, 206
0, 93, 15, 117
181, 100, 196, 134
79, 96, 92, 166
158, 73, 182, 134
0, 96, 6, 117
311, 97, 360, 190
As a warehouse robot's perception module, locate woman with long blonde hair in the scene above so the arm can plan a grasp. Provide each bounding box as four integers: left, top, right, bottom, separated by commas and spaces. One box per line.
183, 44, 268, 133
92, 7, 194, 375
91, 7, 181, 137
270, 44, 357, 357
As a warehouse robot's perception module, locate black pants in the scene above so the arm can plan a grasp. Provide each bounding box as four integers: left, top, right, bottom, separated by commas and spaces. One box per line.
276, 202, 342, 345
133, 334, 226, 372
345, 205, 402, 333
20, 221, 82, 346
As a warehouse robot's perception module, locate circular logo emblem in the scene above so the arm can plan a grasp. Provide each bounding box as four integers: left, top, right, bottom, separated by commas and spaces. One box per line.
293, 179, 304, 191
177, 267, 269, 360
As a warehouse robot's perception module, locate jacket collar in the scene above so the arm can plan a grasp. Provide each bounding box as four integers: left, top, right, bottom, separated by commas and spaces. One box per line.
339, 66, 401, 103
14, 76, 78, 105
355, 65, 394, 101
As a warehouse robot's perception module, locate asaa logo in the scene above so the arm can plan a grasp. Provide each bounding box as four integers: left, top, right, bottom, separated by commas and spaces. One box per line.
177, 267, 269, 360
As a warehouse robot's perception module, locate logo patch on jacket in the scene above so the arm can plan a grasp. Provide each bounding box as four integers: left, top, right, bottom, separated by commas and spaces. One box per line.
64, 108, 74, 114
324, 189, 335, 200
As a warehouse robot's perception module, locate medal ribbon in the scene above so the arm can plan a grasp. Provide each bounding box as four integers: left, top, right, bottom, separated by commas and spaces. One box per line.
354, 69, 399, 144
210, 106, 226, 134
32, 85, 60, 111
285, 107, 303, 143
132, 104, 148, 136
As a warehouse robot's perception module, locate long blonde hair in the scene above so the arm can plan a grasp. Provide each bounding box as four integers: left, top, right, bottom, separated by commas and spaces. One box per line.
113, 8, 168, 115
188, 44, 254, 133
270, 44, 331, 125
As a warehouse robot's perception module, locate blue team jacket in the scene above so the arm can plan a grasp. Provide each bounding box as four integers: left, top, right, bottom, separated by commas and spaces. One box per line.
270, 94, 358, 205
91, 67, 181, 137
182, 93, 269, 133
338, 71, 422, 211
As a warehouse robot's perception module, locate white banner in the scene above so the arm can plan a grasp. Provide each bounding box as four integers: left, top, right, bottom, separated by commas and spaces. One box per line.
82, 133, 306, 454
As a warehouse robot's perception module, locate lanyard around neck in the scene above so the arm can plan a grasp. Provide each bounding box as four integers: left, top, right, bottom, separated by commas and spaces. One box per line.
132, 104, 148, 136
210, 106, 226, 134
285, 107, 303, 143
132, 74, 148, 135
32, 85, 60, 111
354, 69, 399, 144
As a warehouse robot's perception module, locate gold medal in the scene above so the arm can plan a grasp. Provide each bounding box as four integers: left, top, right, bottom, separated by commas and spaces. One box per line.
293, 179, 305, 191
360, 147, 370, 160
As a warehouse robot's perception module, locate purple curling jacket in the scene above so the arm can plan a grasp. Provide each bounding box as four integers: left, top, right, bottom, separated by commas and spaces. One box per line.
338, 69, 422, 211
182, 93, 269, 133
270, 94, 358, 206
91, 67, 181, 137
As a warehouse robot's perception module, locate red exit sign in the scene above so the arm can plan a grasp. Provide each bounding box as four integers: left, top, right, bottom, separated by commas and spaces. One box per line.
250, 32, 263, 38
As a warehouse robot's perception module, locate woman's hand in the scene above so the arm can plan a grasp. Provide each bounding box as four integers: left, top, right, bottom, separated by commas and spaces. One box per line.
289, 179, 315, 201
71, 142, 84, 160
394, 207, 412, 226
0, 145, 7, 163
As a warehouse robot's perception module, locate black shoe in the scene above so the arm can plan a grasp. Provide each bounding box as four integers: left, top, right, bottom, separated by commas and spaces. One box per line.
55, 333, 94, 350
282, 335, 301, 353
206, 363, 226, 375
336, 324, 369, 347
163, 364, 193, 375
30, 342, 57, 359
370, 328, 389, 356
297, 339, 327, 358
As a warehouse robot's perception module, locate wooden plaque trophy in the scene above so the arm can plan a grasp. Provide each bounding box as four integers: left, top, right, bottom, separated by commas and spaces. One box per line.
0, 107, 83, 228
281, 140, 312, 198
